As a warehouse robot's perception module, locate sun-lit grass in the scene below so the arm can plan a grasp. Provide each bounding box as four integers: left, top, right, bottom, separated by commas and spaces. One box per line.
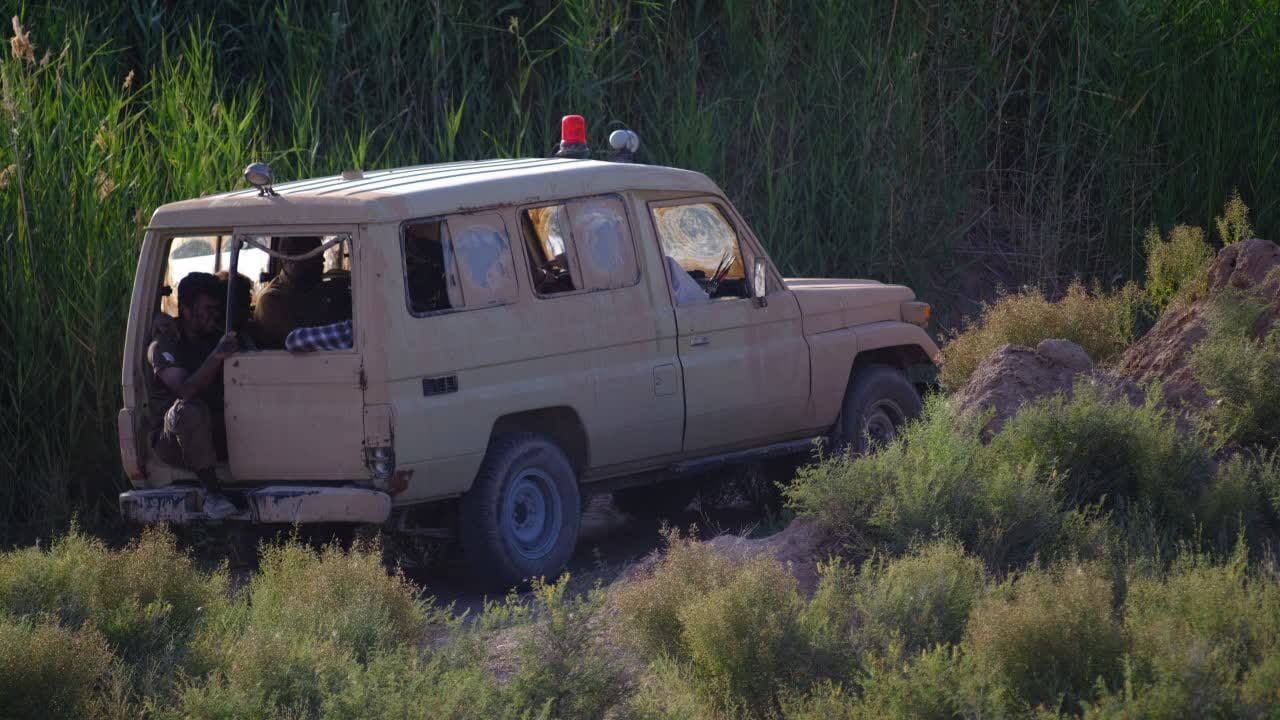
937, 281, 1144, 390
2, 2, 1279, 538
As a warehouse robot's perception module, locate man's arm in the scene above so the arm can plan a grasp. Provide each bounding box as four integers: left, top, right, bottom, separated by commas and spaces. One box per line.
285, 320, 353, 352
156, 333, 239, 400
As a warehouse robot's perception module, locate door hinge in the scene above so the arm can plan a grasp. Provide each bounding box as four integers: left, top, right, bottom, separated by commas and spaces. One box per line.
358, 367, 367, 390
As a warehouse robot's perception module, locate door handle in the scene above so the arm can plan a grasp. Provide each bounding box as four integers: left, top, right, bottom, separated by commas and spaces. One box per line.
690, 335, 710, 347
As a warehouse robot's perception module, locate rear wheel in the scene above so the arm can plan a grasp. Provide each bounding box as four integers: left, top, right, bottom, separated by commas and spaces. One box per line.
835, 365, 923, 455
460, 433, 580, 589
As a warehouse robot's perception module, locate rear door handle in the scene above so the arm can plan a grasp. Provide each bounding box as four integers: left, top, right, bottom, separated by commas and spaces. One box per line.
690, 335, 710, 347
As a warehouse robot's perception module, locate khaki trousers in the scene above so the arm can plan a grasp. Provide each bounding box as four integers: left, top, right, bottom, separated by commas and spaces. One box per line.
151, 398, 218, 472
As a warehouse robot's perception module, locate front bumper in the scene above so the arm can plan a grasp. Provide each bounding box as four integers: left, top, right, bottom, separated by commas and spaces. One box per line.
119, 485, 392, 525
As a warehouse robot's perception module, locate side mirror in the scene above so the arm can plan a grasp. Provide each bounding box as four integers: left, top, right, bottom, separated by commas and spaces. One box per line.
753, 259, 768, 308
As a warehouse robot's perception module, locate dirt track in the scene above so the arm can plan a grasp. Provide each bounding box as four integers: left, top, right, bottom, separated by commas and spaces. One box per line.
407, 492, 778, 617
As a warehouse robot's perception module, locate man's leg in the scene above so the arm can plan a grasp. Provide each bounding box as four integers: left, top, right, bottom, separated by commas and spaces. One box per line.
158, 399, 239, 516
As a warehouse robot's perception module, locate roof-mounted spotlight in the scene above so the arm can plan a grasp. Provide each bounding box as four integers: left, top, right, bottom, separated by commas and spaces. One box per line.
244, 162, 278, 196
607, 129, 640, 163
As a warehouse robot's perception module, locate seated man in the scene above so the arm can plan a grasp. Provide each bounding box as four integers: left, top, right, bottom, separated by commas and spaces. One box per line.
146, 272, 240, 518
665, 255, 710, 305
253, 236, 347, 348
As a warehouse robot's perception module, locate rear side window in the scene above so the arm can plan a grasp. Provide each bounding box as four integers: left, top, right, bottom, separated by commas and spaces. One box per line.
403, 212, 516, 316
521, 195, 637, 296
571, 196, 637, 291
522, 204, 579, 295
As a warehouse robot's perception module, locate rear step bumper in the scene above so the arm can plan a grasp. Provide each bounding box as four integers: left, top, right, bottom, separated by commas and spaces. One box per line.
119, 485, 391, 525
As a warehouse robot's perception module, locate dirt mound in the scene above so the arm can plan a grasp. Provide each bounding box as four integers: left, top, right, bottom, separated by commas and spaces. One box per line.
952, 339, 1144, 433
616, 516, 833, 596
703, 517, 831, 595
1118, 237, 1280, 410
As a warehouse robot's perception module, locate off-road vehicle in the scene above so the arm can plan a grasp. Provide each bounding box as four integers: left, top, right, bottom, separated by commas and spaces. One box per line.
119, 117, 937, 586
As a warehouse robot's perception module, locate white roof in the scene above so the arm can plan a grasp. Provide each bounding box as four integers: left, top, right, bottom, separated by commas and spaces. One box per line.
148, 158, 721, 229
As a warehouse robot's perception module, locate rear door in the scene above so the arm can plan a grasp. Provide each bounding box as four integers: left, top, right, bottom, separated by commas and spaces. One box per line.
222, 226, 367, 481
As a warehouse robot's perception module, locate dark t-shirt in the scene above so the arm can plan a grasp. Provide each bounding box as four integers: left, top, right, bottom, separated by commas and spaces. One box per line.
145, 330, 222, 438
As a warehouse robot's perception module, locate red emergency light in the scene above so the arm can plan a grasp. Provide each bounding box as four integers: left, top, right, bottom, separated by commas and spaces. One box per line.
560, 114, 587, 146
553, 114, 590, 159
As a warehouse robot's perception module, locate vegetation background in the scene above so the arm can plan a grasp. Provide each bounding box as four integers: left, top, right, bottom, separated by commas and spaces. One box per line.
1, 0, 1278, 539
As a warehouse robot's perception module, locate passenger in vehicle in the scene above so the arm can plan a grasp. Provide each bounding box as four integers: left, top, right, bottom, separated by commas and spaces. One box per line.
146, 272, 241, 518
665, 255, 710, 305
252, 236, 347, 348
216, 270, 260, 350
285, 319, 353, 352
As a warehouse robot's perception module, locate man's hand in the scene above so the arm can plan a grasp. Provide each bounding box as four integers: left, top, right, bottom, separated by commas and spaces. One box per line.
212, 331, 240, 360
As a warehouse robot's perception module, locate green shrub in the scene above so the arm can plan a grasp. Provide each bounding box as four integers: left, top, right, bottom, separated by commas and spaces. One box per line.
938, 281, 1143, 391
965, 563, 1125, 713
0, 526, 226, 661
784, 645, 1006, 720
1120, 548, 1280, 718
507, 577, 628, 720
990, 382, 1210, 518
321, 647, 508, 720
1189, 289, 1280, 448
1216, 189, 1255, 246
1197, 453, 1277, 550
677, 555, 808, 718
854, 541, 985, 653
616, 540, 811, 719
164, 631, 354, 720
800, 557, 861, 666
1143, 223, 1213, 312
0, 615, 114, 720
785, 397, 1063, 568
622, 655, 716, 720
613, 529, 739, 659
230, 536, 427, 662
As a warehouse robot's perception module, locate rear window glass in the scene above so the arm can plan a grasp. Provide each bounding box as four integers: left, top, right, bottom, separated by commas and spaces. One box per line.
521, 195, 637, 296
161, 234, 269, 316
522, 204, 579, 295
570, 197, 637, 291
403, 213, 516, 315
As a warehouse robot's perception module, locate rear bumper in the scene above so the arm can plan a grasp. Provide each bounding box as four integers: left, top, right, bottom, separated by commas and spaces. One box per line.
119, 485, 392, 525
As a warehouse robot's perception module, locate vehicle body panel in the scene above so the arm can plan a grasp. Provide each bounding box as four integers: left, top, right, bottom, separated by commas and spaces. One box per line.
120, 158, 937, 521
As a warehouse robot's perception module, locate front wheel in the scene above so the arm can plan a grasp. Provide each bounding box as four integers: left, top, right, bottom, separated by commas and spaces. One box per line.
460, 434, 581, 589
834, 365, 923, 455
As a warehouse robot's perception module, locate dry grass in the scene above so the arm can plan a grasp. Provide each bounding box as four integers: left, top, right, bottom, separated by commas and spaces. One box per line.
937, 281, 1143, 391
1143, 223, 1213, 311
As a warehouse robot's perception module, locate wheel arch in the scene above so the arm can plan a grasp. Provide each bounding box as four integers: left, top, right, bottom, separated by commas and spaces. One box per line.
850, 321, 939, 395
488, 406, 589, 474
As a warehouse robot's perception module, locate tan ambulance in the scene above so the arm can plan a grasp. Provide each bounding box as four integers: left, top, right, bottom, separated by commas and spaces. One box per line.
118, 119, 937, 586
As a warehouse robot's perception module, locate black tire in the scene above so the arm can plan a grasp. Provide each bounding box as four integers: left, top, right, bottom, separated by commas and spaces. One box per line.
613, 479, 700, 519
834, 365, 923, 455
460, 433, 581, 589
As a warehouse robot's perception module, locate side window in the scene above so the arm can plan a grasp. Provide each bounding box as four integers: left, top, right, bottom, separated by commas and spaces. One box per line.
569, 196, 637, 291
651, 202, 749, 303
522, 205, 579, 295
403, 220, 462, 314
448, 213, 517, 308
402, 214, 516, 316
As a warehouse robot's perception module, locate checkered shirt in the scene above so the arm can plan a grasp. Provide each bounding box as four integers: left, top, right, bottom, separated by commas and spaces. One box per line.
285, 320, 353, 352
